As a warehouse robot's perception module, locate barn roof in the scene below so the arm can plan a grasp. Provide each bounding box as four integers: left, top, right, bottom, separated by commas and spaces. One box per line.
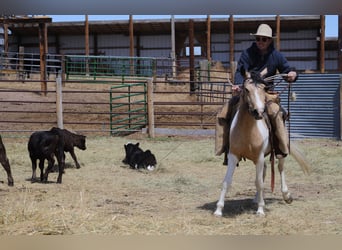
3, 15, 322, 37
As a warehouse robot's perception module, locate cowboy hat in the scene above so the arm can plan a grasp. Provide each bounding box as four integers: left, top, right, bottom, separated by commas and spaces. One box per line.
250, 24, 275, 38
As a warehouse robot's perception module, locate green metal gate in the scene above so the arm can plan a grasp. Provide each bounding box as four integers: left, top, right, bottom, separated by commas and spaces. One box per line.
110, 82, 147, 135
65, 55, 156, 80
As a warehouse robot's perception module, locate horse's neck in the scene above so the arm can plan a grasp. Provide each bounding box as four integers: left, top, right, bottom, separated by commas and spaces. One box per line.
230, 100, 270, 155
236, 102, 256, 125
232, 102, 266, 136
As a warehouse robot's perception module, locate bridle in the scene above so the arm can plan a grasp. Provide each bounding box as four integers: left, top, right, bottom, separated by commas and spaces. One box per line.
242, 78, 266, 120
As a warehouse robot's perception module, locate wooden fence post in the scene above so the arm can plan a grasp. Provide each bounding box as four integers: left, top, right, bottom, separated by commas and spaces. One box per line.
56, 75, 64, 129
147, 78, 155, 138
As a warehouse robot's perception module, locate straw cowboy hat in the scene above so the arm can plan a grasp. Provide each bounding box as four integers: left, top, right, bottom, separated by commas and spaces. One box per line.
250, 24, 275, 38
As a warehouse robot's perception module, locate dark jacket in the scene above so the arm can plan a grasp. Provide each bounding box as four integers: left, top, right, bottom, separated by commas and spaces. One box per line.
234, 42, 296, 86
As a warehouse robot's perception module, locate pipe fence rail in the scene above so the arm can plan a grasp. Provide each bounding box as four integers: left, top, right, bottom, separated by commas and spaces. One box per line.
1, 54, 340, 139
0, 76, 232, 137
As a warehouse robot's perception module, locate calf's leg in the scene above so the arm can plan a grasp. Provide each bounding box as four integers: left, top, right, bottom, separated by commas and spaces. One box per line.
30, 157, 38, 182
39, 158, 46, 182
69, 150, 81, 169
0, 156, 14, 186
56, 152, 65, 184
42, 156, 54, 183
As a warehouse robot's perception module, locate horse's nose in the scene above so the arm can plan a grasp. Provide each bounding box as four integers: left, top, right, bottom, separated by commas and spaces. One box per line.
251, 109, 263, 120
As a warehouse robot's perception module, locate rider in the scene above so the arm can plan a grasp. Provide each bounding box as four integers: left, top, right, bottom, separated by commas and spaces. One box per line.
216, 23, 298, 163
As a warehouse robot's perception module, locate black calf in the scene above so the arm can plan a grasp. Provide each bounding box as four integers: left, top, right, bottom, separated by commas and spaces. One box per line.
123, 142, 157, 171
60, 128, 86, 169
28, 127, 65, 183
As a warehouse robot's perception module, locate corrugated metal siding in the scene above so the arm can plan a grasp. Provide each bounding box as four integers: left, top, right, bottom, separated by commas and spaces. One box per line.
139, 35, 170, 57
210, 28, 334, 71
276, 73, 341, 139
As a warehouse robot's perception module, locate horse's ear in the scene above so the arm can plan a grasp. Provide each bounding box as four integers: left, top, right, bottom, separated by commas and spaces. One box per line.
260, 67, 268, 78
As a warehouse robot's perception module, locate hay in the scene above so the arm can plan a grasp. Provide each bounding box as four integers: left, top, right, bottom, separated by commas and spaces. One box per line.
0, 136, 341, 235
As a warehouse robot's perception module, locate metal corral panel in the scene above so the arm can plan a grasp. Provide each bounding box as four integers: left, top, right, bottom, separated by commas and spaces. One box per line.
276, 74, 341, 139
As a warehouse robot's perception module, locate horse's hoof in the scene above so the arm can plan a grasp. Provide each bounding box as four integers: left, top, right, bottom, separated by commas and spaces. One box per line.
283, 193, 293, 204
214, 210, 222, 217
285, 196, 293, 204
256, 208, 265, 216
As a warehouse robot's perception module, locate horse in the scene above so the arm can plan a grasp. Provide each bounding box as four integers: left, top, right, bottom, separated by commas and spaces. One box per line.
214, 71, 293, 216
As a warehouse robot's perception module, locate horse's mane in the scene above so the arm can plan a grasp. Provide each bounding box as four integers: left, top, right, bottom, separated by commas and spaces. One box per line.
249, 71, 267, 85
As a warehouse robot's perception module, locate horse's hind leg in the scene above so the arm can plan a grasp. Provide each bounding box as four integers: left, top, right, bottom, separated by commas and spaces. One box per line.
214, 153, 238, 217
278, 158, 293, 204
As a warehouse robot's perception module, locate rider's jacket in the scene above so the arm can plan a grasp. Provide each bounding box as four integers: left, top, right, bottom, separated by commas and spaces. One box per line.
234, 42, 296, 87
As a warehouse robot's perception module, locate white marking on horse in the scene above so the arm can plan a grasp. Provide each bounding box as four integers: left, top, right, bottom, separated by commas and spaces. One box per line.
254, 88, 264, 112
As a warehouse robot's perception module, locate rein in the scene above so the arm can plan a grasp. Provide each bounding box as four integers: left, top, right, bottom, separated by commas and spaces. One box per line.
263, 73, 293, 192
264, 73, 291, 95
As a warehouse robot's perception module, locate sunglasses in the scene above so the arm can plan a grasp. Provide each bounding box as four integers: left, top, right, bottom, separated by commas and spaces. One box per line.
255, 37, 269, 42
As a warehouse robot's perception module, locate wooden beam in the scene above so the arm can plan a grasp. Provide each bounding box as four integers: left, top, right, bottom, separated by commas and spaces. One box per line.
3, 23, 8, 54
171, 15, 176, 78
129, 15, 134, 57
85, 15, 90, 75
129, 15, 134, 75
189, 19, 195, 90
0, 16, 52, 24
320, 15, 325, 73
206, 15, 211, 61
85, 15, 89, 56
276, 15, 281, 51
39, 22, 48, 95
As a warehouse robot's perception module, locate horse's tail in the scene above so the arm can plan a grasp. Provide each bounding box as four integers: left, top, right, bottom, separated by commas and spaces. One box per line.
289, 142, 311, 175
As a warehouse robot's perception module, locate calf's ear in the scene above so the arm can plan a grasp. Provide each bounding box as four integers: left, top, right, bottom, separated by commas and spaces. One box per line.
136, 142, 140, 147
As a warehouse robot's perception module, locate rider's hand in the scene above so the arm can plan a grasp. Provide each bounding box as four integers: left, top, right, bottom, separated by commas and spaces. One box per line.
286, 71, 297, 83
232, 85, 241, 93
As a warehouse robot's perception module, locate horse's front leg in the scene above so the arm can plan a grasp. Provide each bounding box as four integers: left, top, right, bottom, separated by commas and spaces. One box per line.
214, 153, 238, 217
255, 159, 265, 216
278, 158, 293, 204
253, 162, 267, 203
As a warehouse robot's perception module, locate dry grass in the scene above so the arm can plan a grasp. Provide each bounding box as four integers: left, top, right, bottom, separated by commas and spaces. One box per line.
0, 135, 341, 235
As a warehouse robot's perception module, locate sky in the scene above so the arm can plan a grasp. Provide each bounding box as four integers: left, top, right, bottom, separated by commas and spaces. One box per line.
48, 15, 339, 38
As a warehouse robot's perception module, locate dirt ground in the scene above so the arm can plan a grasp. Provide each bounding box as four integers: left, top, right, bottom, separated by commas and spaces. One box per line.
0, 134, 341, 235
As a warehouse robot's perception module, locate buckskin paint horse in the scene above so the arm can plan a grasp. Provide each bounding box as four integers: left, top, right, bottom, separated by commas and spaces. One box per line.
214, 71, 310, 216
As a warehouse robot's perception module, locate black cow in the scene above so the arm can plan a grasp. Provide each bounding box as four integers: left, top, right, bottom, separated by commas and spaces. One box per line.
60, 128, 86, 169
122, 142, 157, 171
28, 127, 65, 183
0, 135, 14, 186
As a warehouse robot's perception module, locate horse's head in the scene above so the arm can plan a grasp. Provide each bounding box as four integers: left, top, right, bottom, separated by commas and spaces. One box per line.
241, 71, 266, 120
